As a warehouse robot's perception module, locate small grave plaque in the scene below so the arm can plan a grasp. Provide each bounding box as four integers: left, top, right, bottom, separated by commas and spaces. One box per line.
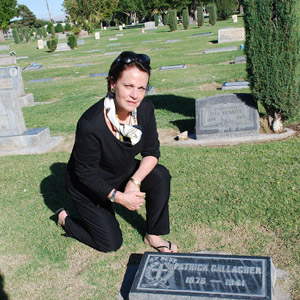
95, 32, 100, 40
142, 40, 154, 43
0, 45, 9, 51
58, 33, 67, 39
104, 51, 121, 56
151, 48, 165, 51
89, 73, 108, 78
204, 46, 237, 54
77, 39, 84, 45
29, 78, 53, 83
222, 81, 249, 90
38, 39, 44, 49
195, 93, 259, 140
129, 253, 274, 300
160, 64, 186, 71
193, 32, 213, 37
23, 64, 42, 71
165, 39, 181, 43
87, 49, 103, 53
218, 27, 245, 44
116, 33, 124, 37
73, 63, 93, 67
56, 43, 70, 51
16, 56, 29, 60
109, 37, 118, 41
234, 56, 247, 64
107, 43, 121, 47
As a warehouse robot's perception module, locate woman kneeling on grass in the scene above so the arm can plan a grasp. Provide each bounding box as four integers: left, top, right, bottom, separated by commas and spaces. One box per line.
56, 51, 178, 253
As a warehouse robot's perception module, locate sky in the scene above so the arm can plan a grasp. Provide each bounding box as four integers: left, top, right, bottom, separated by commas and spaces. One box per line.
17, 0, 66, 21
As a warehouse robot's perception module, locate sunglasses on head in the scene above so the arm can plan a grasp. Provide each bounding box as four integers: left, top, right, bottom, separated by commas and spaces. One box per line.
115, 52, 150, 67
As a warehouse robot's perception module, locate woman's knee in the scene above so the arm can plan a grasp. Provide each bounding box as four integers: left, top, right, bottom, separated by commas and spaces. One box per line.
148, 164, 171, 183
93, 233, 123, 252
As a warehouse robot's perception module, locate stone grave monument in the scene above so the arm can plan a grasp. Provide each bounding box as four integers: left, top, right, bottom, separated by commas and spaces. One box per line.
195, 93, 259, 140
129, 252, 275, 300
0, 66, 34, 107
144, 22, 157, 30
0, 45, 10, 51
232, 15, 238, 23
38, 39, 44, 49
95, 32, 100, 40
218, 27, 245, 43
0, 90, 62, 156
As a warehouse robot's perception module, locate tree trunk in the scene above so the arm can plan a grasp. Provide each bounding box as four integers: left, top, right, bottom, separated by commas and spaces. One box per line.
0, 29, 4, 42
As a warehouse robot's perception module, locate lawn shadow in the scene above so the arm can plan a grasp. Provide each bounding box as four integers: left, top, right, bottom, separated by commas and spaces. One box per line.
0, 274, 9, 300
146, 94, 195, 133
113, 201, 146, 238
40, 162, 75, 222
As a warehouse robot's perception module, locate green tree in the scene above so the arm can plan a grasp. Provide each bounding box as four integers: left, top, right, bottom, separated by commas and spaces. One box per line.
16, 4, 36, 27
0, 0, 17, 41
215, 0, 237, 20
182, 7, 189, 29
114, 0, 145, 25
244, 0, 300, 126
206, 3, 217, 25
197, 3, 204, 26
168, 9, 177, 31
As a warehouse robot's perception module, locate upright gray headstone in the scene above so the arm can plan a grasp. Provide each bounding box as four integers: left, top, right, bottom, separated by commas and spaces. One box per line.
0, 66, 34, 107
56, 43, 70, 51
129, 252, 275, 300
195, 93, 259, 140
144, 22, 156, 30
0, 90, 62, 156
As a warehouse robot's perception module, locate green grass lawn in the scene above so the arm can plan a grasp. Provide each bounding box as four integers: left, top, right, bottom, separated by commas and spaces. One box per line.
0, 18, 299, 300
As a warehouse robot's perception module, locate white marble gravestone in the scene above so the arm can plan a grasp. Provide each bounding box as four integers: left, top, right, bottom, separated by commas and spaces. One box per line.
218, 27, 245, 43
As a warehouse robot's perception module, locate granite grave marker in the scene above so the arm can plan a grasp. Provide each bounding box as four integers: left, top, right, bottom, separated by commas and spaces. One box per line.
129, 252, 274, 300
218, 27, 245, 44
222, 81, 249, 90
0, 45, 9, 51
0, 56, 16, 66
160, 64, 186, 71
144, 22, 156, 30
195, 93, 259, 140
193, 32, 212, 37
204, 46, 237, 54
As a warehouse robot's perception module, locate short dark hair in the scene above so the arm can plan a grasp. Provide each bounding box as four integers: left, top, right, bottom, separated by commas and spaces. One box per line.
107, 51, 151, 97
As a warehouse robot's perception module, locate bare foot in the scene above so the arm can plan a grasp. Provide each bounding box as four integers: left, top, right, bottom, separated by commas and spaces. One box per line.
144, 233, 178, 253
57, 210, 68, 227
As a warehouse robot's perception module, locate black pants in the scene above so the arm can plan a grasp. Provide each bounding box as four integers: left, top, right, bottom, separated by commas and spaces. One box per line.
64, 163, 171, 252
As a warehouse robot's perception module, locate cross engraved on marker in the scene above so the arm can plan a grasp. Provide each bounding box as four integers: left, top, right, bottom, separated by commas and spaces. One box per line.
151, 263, 169, 281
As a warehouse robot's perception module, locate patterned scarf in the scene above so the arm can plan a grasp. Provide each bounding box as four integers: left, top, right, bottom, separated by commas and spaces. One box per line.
104, 95, 142, 145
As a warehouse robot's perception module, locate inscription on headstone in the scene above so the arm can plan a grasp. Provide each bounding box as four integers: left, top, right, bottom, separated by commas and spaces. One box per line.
218, 27, 245, 44
195, 93, 259, 140
129, 253, 274, 300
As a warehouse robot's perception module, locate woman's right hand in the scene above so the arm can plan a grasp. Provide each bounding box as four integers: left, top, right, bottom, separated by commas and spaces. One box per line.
115, 191, 145, 211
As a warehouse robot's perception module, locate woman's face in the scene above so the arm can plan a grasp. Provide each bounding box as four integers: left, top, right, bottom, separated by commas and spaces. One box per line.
111, 65, 149, 114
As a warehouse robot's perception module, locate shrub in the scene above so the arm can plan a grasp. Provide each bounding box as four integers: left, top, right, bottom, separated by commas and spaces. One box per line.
47, 34, 58, 52
182, 8, 189, 29
12, 29, 20, 44
114, 19, 119, 26
65, 23, 72, 31
19, 30, 24, 42
24, 31, 30, 42
55, 23, 64, 33
215, 0, 236, 20
47, 22, 53, 34
67, 34, 77, 49
168, 9, 177, 31
42, 27, 47, 38
197, 4, 204, 27
244, 0, 300, 121
207, 3, 217, 26
163, 13, 168, 25
154, 13, 159, 26
37, 28, 43, 39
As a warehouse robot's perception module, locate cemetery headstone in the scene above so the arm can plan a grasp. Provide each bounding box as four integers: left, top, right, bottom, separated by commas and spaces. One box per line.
119, 25, 123, 31
73, 63, 93, 67
160, 64, 186, 71
89, 73, 108, 78
222, 81, 249, 90
87, 49, 103, 53
234, 56, 247, 64
204, 46, 237, 54
0, 53, 9, 58
104, 51, 121, 56
145, 86, 156, 95
195, 93, 259, 140
79, 30, 89, 37
0, 66, 34, 107
142, 40, 154, 43
77, 39, 84, 45
16, 56, 29, 60
109, 38, 118, 41
232, 15, 238, 23
107, 43, 121, 47
165, 39, 181, 43
0, 90, 62, 155
144, 22, 156, 30
95, 32, 100, 40
38, 39, 44, 49
129, 252, 275, 300
56, 43, 70, 51
23, 64, 42, 71
0, 45, 9, 51
218, 27, 245, 44
193, 32, 213, 37
58, 33, 67, 39
29, 78, 53, 83
116, 33, 124, 37
0, 56, 16, 66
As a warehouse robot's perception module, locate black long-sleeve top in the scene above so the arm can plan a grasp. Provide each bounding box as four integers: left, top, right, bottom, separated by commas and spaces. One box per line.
66, 97, 160, 201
